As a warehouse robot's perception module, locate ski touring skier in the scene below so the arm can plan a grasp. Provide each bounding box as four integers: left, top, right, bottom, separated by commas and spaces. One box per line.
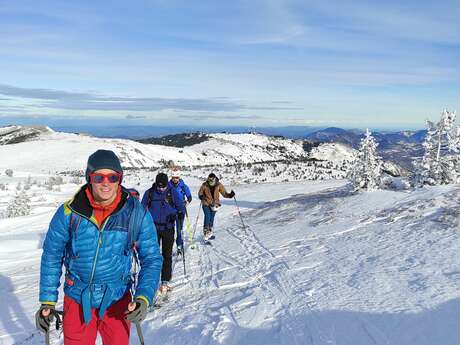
141, 172, 186, 295
168, 167, 192, 255
36, 149, 163, 345
198, 173, 235, 242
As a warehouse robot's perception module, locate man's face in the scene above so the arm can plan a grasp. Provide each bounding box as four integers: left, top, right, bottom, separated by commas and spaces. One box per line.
89, 168, 120, 204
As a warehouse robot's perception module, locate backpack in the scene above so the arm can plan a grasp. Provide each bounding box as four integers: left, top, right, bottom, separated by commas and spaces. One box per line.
146, 183, 174, 209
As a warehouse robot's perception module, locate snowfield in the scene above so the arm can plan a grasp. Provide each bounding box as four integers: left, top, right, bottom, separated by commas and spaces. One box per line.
0, 127, 459, 345
0, 175, 459, 344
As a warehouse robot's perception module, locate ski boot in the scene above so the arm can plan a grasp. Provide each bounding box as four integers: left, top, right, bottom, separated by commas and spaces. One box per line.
159, 282, 172, 295
203, 226, 211, 241
208, 226, 215, 240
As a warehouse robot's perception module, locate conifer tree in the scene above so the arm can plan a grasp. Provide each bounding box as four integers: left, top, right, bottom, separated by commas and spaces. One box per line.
348, 129, 382, 191
415, 110, 460, 185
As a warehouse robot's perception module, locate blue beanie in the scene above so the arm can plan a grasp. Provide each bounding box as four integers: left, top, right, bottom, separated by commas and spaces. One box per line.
85, 149, 123, 182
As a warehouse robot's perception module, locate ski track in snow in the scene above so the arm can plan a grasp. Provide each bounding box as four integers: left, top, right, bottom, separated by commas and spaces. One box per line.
1, 179, 460, 345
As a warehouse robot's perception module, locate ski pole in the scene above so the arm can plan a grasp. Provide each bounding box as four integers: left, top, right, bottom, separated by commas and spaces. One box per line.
233, 196, 247, 229
44, 309, 63, 345
182, 246, 186, 276
179, 225, 186, 276
136, 322, 145, 345
185, 214, 195, 249
185, 213, 192, 239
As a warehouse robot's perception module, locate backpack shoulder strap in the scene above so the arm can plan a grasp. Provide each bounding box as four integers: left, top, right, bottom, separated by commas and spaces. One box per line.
127, 200, 145, 292
67, 211, 82, 257
69, 212, 81, 235
165, 187, 174, 207
128, 201, 144, 249
147, 186, 153, 209
181, 184, 187, 198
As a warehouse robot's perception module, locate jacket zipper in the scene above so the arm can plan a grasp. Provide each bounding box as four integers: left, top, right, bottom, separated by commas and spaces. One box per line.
68, 206, 110, 286
87, 217, 110, 287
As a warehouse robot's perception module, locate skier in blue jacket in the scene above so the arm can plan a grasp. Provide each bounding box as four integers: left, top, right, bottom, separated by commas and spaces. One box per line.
141, 172, 186, 293
168, 168, 192, 254
35, 150, 163, 345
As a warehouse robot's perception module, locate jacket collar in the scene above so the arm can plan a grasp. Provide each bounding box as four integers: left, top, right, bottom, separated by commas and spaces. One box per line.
69, 184, 129, 219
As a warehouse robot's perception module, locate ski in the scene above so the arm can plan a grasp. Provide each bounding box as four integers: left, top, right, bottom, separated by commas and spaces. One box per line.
202, 238, 212, 245
150, 291, 170, 311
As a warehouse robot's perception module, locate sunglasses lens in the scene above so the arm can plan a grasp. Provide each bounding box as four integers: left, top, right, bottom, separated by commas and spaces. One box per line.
108, 174, 120, 183
91, 174, 104, 183
90, 173, 120, 184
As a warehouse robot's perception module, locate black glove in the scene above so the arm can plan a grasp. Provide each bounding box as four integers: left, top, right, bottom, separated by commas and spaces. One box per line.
125, 298, 148, 323
198, 194, 204, 200
35, 304, 61, 333
187, 196, 192, 203
228, 190, 235, 198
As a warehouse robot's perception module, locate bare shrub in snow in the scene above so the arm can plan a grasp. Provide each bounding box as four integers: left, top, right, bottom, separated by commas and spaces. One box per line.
46, 176, 64, 190
4, 169, 13, 177
160, 159, 175, 169
24, 176, 32, 190
70, 176, 82, 185
252, 166, 265, 175
5, 193, 31, 218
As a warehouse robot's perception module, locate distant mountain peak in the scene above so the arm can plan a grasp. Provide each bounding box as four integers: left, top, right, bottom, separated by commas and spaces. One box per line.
0, 125, 54, 145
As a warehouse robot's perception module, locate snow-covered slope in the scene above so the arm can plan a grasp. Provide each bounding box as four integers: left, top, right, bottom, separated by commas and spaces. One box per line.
0, 176, 459, 345
0, 125, 54, 145
0, 128, 306, 171
192, 133, 305, 164
0, 126, 358, 182
2, 126, 455, 345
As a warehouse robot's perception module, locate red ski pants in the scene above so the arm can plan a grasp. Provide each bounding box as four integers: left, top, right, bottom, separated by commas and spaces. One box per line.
63, 293, 131, 345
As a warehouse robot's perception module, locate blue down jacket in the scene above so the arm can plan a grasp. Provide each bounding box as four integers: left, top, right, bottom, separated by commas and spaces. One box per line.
168, 179, 192, 203
141, 184, 186, 231
39, 186, 163, 323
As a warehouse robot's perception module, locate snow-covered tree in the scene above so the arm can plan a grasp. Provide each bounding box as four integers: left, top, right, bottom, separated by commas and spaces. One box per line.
5, 193, 31, 218
347, 129, 383, 191
415, 109, 460, 186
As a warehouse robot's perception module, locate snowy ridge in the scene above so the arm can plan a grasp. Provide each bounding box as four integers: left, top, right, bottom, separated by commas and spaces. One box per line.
0, 125, 53, 145
0, 126, 357, 183
192, 133, 306, 164
309, 142, 354, 162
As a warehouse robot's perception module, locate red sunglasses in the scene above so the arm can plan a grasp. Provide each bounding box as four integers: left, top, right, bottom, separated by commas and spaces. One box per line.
89, 172, 121, 184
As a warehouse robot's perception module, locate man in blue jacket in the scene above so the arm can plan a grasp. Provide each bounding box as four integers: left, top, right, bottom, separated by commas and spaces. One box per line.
168, 168, 192, 255
142, 172, 186, 293
35, 150, 163, 345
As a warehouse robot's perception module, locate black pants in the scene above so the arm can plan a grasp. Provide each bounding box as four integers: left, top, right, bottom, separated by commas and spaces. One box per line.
157, 228, 175, 282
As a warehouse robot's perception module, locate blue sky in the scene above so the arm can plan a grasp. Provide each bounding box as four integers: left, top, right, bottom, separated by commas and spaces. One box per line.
0, 0, 459, 129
